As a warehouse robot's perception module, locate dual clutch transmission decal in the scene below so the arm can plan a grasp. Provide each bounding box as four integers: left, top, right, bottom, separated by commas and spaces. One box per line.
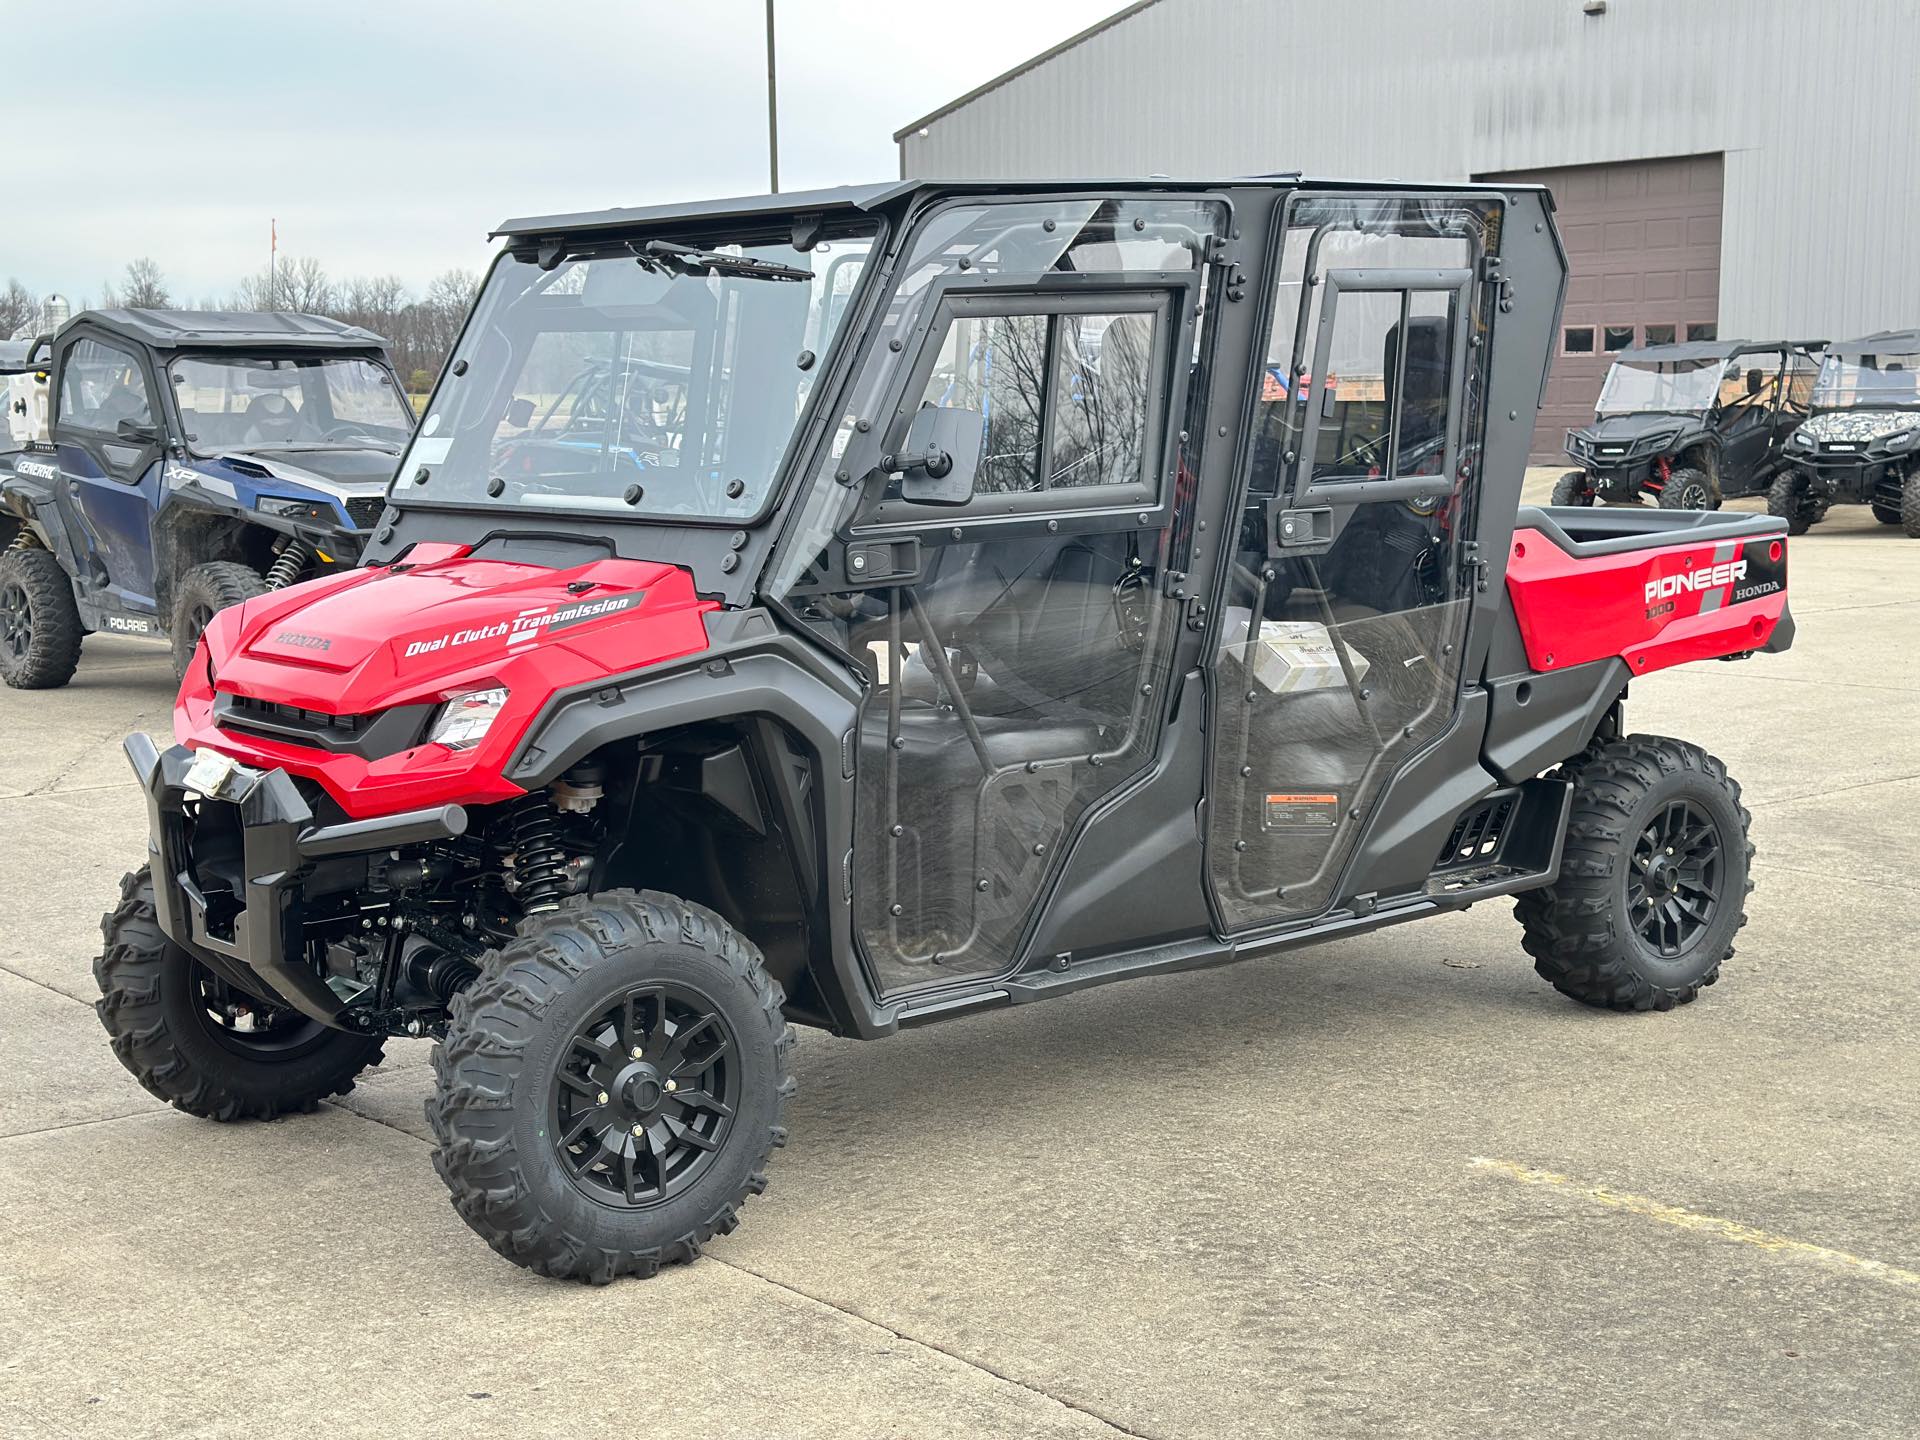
403, 592, 641, 659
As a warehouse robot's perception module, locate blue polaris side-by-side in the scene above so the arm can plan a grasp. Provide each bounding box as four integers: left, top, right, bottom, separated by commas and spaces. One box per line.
0, 309, 414, 688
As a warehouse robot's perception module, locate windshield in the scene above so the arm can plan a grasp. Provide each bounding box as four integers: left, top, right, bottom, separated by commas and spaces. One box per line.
1594, 358, 1724, 416
1811, 351, 1920, 409
395, 222, 877, 521
168, 355, 413, 455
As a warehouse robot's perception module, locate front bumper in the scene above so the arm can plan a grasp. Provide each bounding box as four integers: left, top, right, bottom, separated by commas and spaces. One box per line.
1574, 459, 1657, 494
127, 734, 467, 1029
1791, 453, 1901, 502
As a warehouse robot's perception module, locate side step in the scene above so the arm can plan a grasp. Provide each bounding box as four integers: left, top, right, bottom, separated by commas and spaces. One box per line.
1425, 775, 1572, 899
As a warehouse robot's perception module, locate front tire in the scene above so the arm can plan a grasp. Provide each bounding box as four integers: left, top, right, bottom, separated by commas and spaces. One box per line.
0, 544, 83, 690
1550, 470, 1596, 506
94, 867, 385, 1118
1514, 736, 1752, 1012
1903, 469, 1920, 538
429, 889, 794, 1283
170, 561, 268, 680
1659, 466, 1717, 511
1766, 471, 1817, 535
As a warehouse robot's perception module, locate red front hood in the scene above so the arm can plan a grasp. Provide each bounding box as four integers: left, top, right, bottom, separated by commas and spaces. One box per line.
178, 542, 718, 818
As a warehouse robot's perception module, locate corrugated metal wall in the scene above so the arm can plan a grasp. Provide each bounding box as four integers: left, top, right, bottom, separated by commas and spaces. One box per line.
897, 0, 1920, 339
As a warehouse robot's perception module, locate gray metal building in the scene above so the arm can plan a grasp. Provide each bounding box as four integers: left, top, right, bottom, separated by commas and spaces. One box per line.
896, 0, 1920, 457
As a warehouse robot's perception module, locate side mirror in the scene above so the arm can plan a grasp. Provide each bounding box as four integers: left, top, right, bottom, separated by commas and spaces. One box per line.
114, 418, 159, 444
891, 405, 982, 507
1746, 369, 1764, 396
504, 396, 536, 429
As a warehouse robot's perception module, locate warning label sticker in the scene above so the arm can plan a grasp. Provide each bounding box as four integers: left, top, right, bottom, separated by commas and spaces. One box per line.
1263, 792, 1339, 832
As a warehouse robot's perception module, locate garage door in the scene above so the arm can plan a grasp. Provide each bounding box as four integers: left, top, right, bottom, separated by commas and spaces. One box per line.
1480, 154, 1724, 463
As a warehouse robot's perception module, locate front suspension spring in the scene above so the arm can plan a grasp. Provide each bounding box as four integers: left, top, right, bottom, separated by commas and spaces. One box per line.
264, 539, 310, 589
507, 796, 568, 913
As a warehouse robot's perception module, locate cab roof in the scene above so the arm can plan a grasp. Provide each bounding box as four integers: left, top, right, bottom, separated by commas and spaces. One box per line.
490, 175, 1551, 242
70, 309, 390, 353
1826, 328, 1920, 357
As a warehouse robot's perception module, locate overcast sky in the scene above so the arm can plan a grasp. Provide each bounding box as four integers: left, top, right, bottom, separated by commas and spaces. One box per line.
1, 0, 1124, 303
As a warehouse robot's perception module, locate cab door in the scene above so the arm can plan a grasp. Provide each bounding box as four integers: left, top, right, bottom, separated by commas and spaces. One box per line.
768, 195, 1226, 998
1716, 351, 1784, 487
51, 332, 166, 613
1203, 191, 1499, 932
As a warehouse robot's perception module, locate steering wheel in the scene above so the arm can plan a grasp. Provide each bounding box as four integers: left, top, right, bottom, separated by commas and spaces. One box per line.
1341, 431, 1391, 471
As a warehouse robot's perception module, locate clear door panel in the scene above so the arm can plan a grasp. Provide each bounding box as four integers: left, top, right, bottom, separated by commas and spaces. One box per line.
850, 527, 1173, 991
1206, 194, 1498, 931
771, 197, 1227, 994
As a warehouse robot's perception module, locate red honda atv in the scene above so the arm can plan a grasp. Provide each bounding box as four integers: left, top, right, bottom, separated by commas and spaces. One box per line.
97, 177, 1793, 1282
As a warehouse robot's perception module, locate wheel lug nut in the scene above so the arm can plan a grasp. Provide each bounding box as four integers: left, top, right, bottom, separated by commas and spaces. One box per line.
596, 1090, 609, 1105
630, 1047, 644, 1060
665, 1080, 678, 1092
630, 1124, 644, 1137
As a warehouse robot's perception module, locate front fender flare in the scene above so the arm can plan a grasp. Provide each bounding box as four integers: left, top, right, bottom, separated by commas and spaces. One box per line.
503, 616, 887, 1038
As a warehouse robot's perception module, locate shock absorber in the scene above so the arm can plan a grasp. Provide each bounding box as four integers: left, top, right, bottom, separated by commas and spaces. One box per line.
506, 795, 568, 913
264, 538, 310, 589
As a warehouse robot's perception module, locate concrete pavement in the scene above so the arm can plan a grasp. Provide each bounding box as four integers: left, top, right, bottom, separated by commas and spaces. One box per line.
2, 481, 1915, 1438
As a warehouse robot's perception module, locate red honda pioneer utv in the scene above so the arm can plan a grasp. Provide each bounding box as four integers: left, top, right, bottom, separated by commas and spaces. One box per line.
99, 178, 1794, 1283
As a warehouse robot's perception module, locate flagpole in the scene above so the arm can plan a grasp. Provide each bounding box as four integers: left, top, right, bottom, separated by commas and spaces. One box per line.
765, 0, 778, 193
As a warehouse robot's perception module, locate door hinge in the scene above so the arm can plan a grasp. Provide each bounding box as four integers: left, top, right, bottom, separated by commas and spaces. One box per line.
1185, 592, 1210, 632
1478, 255, 1514, 313
1460, 539, 1489, 594
1204, 233, 1242, 268
1204, 234, 1248, 302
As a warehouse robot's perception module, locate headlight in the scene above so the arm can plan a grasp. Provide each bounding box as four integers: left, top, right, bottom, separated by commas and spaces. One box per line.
258, 495, 334, 523
1886, 428, 1916, 453
1789, 430, 1814, 448
427, 687, 509, 750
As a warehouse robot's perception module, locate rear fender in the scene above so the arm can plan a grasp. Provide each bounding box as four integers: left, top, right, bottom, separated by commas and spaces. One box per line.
1, 458, 60, 550
1504, 508, 1789, 677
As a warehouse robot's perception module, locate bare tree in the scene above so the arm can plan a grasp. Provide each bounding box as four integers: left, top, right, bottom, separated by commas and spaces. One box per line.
333, 273, 408, 331
231, 254, 332, 313
28, 252, 478, 389
229, 268, 275, 311
121, 257, 171, 309
0, 279, 38, 341
276, 256, 332, 313
408, 268, 479, 384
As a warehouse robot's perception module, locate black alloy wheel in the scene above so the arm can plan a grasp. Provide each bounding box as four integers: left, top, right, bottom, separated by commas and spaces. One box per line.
168, 561, 268, 679
1658, 466, 1716, 511
429, 889, 793, 1282
189, 966, 337, 1062
1627, 798, 1723, 958
1514, 735, 1752, 1012
552, 983, 740, 1209
0, 577, 29, 665
95, 866, 385, 1119
0, 545, 84, 689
